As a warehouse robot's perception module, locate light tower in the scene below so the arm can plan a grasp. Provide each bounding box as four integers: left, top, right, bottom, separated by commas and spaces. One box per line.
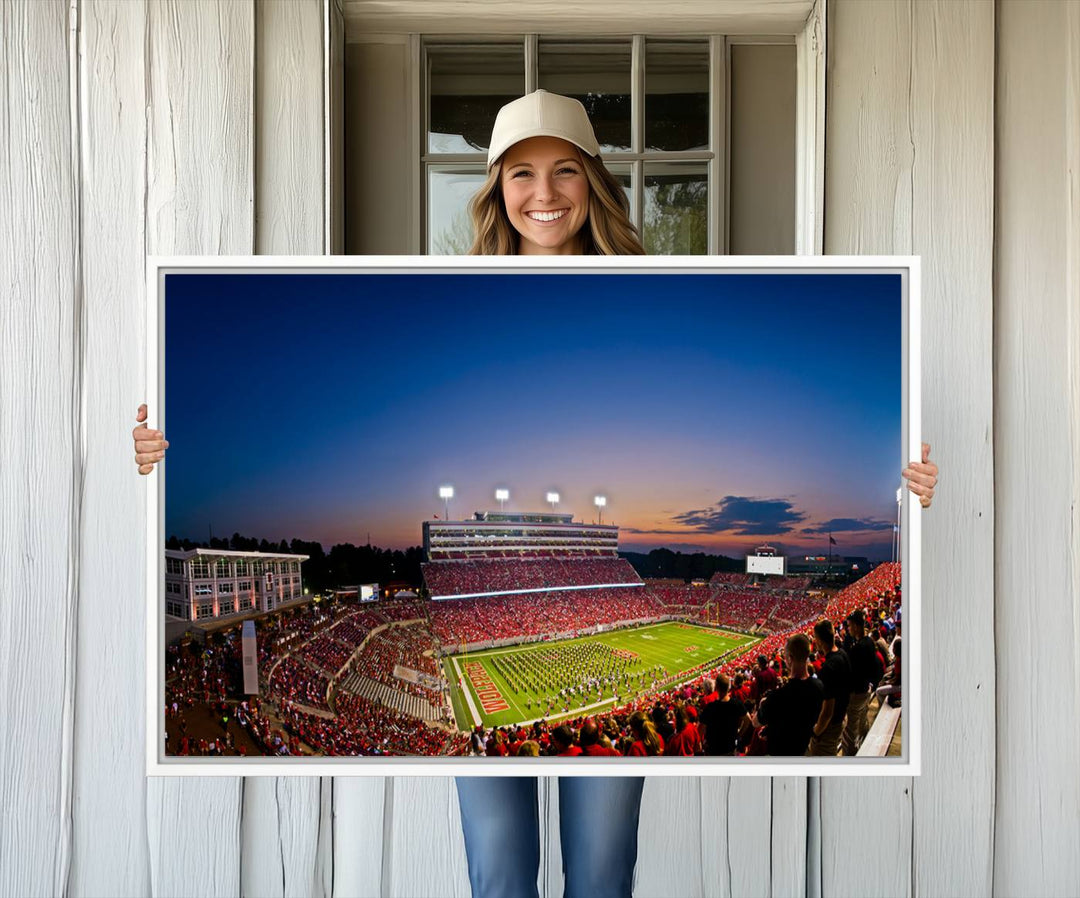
495, 488, 509, 512
893, 486, 903, 563
594, 494, 607, 524
546, 491, 560, 512
439, 485, 454, 521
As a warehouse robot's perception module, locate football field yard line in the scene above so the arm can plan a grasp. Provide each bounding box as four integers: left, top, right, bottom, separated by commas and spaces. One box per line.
448, 621, 762, 729
450, 656, 481, 727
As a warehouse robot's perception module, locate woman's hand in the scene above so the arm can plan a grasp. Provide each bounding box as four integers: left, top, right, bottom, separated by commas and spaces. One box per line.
133, 403, 169, 475
902, 442, 938, 508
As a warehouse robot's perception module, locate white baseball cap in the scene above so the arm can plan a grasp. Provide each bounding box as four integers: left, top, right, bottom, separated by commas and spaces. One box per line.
486, 90, 601, 169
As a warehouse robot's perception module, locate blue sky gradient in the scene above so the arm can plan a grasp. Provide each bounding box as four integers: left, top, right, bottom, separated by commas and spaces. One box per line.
165, 271, 902, 559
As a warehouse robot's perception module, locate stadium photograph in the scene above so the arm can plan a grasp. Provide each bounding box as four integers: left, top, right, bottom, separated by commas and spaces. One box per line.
156, 264, 908, 768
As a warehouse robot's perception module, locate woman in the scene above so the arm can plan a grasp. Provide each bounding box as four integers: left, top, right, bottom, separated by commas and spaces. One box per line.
626, 710, 663, 757
454, 90, 648, 898
133, 90, 939, 898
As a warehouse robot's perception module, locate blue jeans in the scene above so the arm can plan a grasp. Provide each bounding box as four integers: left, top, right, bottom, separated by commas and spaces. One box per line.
455, 776, 645, 898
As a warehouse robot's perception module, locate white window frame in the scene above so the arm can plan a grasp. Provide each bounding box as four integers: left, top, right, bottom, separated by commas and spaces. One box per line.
410, 3, 825, 256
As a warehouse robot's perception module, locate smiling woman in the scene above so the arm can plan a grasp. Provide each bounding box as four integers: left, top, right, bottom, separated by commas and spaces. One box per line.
466, 90, 645, 256
500, 137, 591, 254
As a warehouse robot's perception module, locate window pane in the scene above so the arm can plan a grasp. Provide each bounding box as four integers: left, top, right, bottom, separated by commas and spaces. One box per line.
645, 40, 709, 152
428, 44, 524, 154
538, 41, 632, 153
428, 167, 487, 254
643, 163, 708, 254
604, 162, 634, 220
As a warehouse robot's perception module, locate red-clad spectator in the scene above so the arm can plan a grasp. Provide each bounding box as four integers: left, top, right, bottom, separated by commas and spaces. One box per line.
752, 655, 779, 701
626, 711, 663, 756
731, 673, 752, 706
663, 705, 702, 756
579, 719, 621, 757
551, 725, 583, 757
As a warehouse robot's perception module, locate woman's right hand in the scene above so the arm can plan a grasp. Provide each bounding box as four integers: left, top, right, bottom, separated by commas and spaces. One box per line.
133, 403, 169, 474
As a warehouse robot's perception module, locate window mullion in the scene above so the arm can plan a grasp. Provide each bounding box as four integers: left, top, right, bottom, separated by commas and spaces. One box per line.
525, 34, 537, 93
631, 34, 645, 233
709, 35, 726, 256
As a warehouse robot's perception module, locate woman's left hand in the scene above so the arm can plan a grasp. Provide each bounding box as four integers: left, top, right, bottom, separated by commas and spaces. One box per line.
902, 442, 938, 508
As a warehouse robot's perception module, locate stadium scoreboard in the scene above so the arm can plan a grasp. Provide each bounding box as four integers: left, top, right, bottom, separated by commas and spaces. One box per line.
746, 544, 787, 576
359, 583, 379, 602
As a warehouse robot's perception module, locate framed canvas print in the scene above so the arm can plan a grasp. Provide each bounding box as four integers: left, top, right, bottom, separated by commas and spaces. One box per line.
145, 255, 920, 776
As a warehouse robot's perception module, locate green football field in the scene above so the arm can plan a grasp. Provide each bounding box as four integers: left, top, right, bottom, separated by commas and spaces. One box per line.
442, 621, 760, 730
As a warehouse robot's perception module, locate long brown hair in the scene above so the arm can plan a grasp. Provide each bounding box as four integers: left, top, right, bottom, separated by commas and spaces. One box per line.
468, 150, 645, 255
629, 710, 662, 755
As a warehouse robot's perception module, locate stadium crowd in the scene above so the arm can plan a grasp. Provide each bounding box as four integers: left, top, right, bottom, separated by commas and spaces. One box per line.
456, 563, 903, 759
165, 558, 902, 760
422, 556, 642, 597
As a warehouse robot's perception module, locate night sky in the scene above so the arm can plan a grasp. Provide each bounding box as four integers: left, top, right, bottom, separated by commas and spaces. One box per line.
165, 271, 902, 560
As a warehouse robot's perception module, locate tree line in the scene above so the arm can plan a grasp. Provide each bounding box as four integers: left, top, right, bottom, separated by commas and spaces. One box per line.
620, 548, 743, 581
165, 532, 424, 594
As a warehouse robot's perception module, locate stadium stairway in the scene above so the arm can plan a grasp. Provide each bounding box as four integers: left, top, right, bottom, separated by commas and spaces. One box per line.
338, 672, 441, 722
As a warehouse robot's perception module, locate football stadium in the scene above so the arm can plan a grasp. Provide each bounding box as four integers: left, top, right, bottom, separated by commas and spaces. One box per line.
164, 503, 903, 760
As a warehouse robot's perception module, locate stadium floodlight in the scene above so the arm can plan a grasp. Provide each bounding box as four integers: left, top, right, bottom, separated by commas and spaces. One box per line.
495, 488, 509, 511
439, 485, 454, 521
894, 486, 903, 562
546, 491, 560, 511
594, 495, 607, 524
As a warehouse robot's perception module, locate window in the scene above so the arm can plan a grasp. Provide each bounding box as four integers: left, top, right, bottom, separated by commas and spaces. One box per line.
412, 33, 803, 255
195, 603, 215, 621
239, 580, 252, 592
251, 561, 263, 575
218, 582, 234, 595
219, 599, 235, 615
190, 557, 210, 578
422, 36, 774, 256
166, 557, 183, 575
214, 558, 232, 578
236, 559, 249, 576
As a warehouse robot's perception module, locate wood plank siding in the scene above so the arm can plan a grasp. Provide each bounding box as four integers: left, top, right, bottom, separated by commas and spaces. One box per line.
1, 2, 1077, 896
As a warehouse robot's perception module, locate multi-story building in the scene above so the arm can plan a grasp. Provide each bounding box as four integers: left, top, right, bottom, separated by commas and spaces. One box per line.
164, 548, 310, 622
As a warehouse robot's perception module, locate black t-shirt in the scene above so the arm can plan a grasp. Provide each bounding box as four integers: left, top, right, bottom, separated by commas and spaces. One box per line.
848, 636, 881, 692
757, 677, 825, 756
699, 699, 747, 755
817, 649, 852, 724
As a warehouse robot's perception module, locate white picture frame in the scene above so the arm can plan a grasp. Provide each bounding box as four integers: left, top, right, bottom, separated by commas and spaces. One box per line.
146, 254, 920, 777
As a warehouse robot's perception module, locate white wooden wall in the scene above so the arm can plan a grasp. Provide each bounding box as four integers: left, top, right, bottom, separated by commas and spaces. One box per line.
1, 1, 1077, 896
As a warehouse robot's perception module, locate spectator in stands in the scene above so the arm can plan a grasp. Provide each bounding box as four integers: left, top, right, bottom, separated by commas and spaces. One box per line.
875, 637, 902, 708
551, 725, 583, 757
663, 705, 703, 756
580, 718, 621, 757
651, 703, 675, 745
517, 741, 540, 757
754, 634, 824, 756
627, 711, 663, 756
842, 609, 883, 755
454, 90, 647, 898
732, 673, 752, 706
699, 674, 750, 756
808, 620, 852, 756
752, 654, 779, 701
